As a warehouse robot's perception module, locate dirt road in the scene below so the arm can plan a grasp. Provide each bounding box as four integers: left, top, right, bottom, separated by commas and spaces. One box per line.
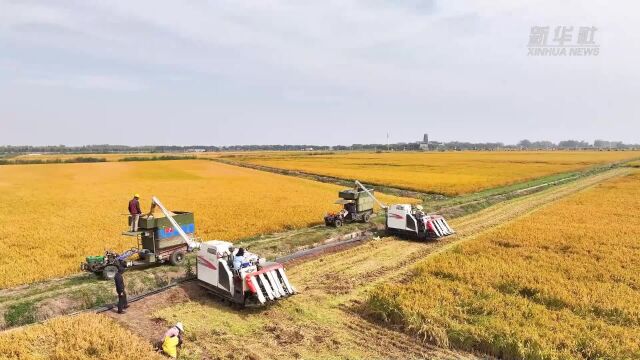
107, 168, 630, 360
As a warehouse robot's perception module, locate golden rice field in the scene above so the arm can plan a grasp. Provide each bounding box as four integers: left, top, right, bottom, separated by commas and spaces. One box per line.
0, 160, 410, 288
230, 151, 640, 195
368, 171, 640, 359
0, 313, 162, 360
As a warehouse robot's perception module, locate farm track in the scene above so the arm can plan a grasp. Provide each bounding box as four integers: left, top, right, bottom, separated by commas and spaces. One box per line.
104, 167, 631, 359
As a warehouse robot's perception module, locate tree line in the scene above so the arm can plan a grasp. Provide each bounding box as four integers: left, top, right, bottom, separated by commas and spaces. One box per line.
0, 139, 638, 155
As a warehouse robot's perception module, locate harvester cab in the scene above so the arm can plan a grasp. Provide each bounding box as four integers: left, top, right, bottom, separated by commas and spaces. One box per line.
197, 241, 296, 306
350, 180, 455, 240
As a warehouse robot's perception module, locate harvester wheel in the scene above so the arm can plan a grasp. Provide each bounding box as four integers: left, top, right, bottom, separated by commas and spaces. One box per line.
170, 250, 185, 266
334, 219, 343, 227
363, 213, 371, 223
102, 265, 119, 280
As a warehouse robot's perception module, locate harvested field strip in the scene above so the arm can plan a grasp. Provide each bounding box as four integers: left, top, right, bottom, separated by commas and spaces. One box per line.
367, 169, 640, 359
127, 168, 629, 359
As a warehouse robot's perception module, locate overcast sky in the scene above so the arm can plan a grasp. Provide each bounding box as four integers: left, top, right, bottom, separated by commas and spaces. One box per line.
0, 0, 637, 146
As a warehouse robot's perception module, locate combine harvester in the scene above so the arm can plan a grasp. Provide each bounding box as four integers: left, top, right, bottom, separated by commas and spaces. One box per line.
326, 181, 455, 240
82, 197, 295, 306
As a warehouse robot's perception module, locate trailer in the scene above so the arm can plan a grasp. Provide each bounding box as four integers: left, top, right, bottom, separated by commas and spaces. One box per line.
81, 198, 194, 279
324, 187, 375, 227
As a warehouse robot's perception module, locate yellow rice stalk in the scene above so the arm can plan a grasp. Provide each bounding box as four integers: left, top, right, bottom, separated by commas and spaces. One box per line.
0, 160, 411, 288
233, 151, 640, 195
368, 171, 640, 359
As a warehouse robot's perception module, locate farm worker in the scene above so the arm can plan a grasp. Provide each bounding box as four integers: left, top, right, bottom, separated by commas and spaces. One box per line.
128, 194, 142, 231
233, 248, 246, 270
114, 264, 128, 314
162, 322, 184, 358
345, 201, 356, 215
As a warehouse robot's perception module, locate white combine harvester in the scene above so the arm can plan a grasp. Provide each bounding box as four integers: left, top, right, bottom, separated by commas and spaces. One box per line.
150, 197, 296, 306
353, 181, 455, 239
196, 241, 295, 306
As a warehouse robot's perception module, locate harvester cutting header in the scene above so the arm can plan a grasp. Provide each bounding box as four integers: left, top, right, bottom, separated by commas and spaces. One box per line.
326, 181, 454, 240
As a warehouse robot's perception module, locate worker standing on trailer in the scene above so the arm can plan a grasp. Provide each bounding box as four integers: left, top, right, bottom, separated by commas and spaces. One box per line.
161, 322, 185, 358
128, 194, 142, 231
114, 264, 128, 314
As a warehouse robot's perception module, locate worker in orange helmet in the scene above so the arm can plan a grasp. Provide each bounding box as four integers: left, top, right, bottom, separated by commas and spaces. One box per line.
128, 194, 142, 231
161, 322, 185, 358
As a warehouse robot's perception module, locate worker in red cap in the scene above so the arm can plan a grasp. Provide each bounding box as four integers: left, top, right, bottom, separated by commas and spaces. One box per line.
128, 194, 142, 231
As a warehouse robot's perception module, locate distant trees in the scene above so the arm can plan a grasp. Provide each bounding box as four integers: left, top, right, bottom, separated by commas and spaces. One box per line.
0, 157, 106, 165
558, 140, 591, 149
515, 139, 638, 150
594, 139, 624, 149
0, 144, 332, 154
518, 139, 556, 150
0, 139, 637, 155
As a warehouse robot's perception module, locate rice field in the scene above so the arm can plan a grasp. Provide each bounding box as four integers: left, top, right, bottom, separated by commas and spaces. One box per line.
0, 160, 410, 288
0, 314, 162, 360
367, 171, 640, 359
228, 151, 640, 195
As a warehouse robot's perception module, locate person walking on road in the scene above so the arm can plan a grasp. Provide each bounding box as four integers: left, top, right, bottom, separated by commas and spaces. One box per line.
114, 264, 128, 314
128, 194, 142, 231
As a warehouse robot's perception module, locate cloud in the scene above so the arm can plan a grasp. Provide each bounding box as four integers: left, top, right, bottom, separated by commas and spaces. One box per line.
0, 0, 637, 145
22, 74, 144, 91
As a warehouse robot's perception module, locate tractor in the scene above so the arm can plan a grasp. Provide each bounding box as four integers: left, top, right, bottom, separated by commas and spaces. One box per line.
324, 186, 375, 227
81, 197, 192, 279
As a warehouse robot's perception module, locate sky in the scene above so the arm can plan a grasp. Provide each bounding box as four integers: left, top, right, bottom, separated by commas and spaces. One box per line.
0, 0, 638, 146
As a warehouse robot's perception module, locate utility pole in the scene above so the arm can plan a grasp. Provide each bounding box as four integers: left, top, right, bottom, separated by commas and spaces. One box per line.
387, 132, 390, 151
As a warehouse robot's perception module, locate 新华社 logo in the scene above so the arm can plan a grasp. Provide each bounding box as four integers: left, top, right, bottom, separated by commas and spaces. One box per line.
528, 26, 599, 56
